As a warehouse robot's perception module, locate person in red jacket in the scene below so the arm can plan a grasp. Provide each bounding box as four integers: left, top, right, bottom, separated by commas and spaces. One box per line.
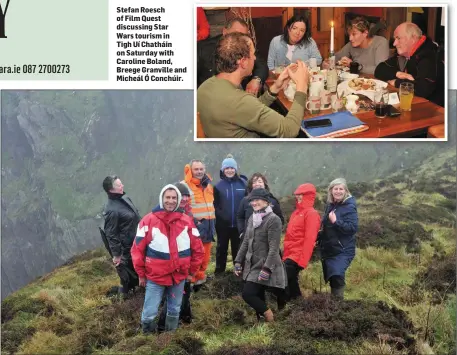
197, 7, 210, 41
131, 184, 205, 334
282, 183, 321, 300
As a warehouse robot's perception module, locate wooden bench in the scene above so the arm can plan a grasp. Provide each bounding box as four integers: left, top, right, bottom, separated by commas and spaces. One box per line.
427, 124, 445, 138
196, 112, 206, 138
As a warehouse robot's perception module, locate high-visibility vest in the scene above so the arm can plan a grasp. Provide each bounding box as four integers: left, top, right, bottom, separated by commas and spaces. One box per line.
180, 180, 215, 220
181, 164, 215, 220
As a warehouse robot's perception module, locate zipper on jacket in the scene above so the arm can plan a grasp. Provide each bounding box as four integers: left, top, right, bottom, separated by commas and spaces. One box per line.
231, 183, 234, 228
202, 185, 211, 238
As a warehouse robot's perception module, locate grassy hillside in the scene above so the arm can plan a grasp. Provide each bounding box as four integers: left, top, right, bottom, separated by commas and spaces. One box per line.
2, 151, 455, 355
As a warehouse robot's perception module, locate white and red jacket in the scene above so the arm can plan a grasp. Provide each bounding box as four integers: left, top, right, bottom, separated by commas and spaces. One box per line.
131, 210, 205, 286
283, 184, 321, 269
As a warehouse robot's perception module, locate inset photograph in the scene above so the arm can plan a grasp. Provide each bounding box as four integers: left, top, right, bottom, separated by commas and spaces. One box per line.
195, 6, 446, 140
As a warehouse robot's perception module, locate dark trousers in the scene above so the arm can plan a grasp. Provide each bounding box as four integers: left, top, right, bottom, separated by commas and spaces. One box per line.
329, 275, 345, 288
242, 281, 287, 314
215, 225, 240, 273
284, 259, 304, 300
116, 257, 139, 294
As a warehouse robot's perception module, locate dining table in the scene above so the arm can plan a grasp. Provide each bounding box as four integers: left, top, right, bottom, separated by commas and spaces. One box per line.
265, 71, 445, 138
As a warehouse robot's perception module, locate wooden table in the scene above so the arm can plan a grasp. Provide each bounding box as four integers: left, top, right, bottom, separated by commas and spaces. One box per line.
266, 72, 445, 138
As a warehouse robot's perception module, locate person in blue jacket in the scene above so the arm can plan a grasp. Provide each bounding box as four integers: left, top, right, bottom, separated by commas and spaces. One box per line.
213, 155, 247, 275
318, 178, 358, 300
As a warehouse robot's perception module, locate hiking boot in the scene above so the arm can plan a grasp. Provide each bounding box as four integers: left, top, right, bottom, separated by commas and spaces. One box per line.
263, 309, 274, 322
164, 315, 180, 332
142, 320, 157, 335
214, 268, 225, 276
331, 286, 345, 300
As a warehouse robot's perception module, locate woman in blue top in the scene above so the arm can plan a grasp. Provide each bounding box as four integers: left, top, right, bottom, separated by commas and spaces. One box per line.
318, 178, 358, 300
213, 155, 247, 275
267, 15, 322, 70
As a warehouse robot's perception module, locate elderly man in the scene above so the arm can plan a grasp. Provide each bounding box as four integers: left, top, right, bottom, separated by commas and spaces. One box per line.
374, 22, 444, 106
131, 184, 204, 334
181, 160, 215, 286
197, 32, 309, 138
197, 18, 269, 96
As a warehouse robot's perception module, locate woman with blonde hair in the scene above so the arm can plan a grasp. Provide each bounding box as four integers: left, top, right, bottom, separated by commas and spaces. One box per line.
323, 16, 389, 74
318, 178, 358, 299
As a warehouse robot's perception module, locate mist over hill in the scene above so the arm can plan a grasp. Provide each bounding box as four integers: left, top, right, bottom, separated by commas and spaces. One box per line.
1, 146, 455, 355
1, 90, 455, 298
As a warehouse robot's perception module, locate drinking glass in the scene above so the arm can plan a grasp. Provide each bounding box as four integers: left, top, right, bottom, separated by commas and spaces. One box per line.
399, 82, 414, 111
374, 88, 388, 118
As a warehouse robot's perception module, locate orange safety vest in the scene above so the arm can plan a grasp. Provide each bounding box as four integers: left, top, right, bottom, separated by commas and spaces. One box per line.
181, 164, 215, 221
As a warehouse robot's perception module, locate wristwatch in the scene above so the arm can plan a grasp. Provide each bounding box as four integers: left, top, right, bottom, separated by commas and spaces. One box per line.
267, 86, 279, 97
252, 76, 262, 84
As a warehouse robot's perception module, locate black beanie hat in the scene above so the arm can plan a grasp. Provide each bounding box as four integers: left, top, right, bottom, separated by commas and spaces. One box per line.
248, 188, 270, 203
174, 182, 190, 197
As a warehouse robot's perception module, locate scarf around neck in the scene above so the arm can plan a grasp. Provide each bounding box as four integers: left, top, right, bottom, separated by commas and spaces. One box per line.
252, 205, 273, 229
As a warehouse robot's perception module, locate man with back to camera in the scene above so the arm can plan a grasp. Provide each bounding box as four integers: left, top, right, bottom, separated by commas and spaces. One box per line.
197, 32, 309, 138
197, 17, 269, 96
102, 175, 141, 298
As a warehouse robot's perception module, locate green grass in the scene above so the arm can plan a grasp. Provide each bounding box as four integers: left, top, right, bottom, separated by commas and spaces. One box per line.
2, 151, 456, 354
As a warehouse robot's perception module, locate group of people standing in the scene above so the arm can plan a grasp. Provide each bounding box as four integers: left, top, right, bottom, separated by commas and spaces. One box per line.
101, 156, 359, 333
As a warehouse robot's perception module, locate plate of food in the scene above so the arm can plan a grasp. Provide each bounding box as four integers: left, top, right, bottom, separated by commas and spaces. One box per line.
337, 78, 388, 101
348, 78, 378, 91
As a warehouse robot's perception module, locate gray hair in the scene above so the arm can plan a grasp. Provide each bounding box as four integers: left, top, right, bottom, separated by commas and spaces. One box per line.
189, 159, 204, 168
327, 178, 352, 203
403, 22, 422, 39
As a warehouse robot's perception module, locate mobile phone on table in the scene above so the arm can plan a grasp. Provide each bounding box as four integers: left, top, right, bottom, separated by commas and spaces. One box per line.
303, 118, 332, 129
387, 105, 401, 117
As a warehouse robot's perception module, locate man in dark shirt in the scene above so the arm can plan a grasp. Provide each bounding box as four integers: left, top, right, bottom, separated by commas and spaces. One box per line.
102, 175, 141, 297
197, 18, 269, 96
374, 22, 444, 106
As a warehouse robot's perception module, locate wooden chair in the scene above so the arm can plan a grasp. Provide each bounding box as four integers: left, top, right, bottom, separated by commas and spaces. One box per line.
196, 112, 206, 138
427, 124, 445, 138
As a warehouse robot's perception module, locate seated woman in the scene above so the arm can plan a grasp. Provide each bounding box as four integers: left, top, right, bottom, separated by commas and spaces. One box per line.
267, 15, 322, 70
324, 17, 389, 75
234, 188, 287, 322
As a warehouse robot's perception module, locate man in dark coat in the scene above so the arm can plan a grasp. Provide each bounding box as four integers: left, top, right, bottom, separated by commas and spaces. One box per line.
102, 175, 141, 297
374, 22, 444, 107
197, 17, 269, 96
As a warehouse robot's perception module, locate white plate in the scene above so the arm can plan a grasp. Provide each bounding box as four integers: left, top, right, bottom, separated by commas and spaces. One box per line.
340, 72, 359, 80
337, 79, 388, 101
